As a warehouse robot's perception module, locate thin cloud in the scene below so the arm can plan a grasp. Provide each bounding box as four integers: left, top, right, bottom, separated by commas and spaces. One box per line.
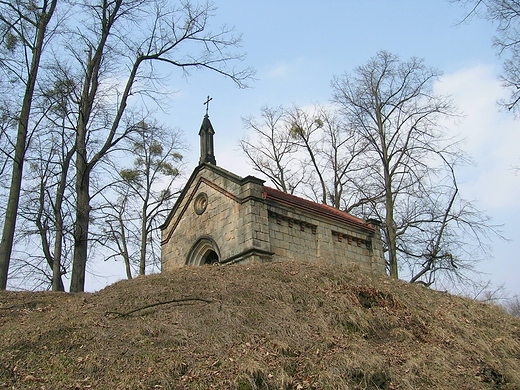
435, 64, 520, 210
265, 58, 304, 79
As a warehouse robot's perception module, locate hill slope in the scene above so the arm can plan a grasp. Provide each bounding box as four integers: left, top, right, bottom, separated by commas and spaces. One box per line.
0, 261, 519, 389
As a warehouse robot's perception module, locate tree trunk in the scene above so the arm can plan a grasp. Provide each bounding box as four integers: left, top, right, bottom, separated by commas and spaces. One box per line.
0, 124, 29, 289
139, 218, 147, 276
52, 227, 66, 292
122, 234, 133, 280
139, 188, 150, 276
69, 1, 119, 292
71, 126, 90, 292
0, 0, 58, 289
52, 148, 74, 292
385, 188, 398, 278
71, 165, 90, 292
373, 85, 398, 278
35, 176, 65, 291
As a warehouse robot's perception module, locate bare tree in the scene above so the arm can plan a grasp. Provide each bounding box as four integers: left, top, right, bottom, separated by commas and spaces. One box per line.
100, 188, 134, 280
400, 153, 501, 286
9, 59, 82, 292
455, 0, 520, 113
241, 104, 368, 206
331, 51, 456, 278
0, 0, 59, 289
240, 106, 303, 194
241, 52, 500, 287
0, 0, 252, 291
99, 121, 185, 279
63, 0, 252, 292
285, 105, 368, 209
330, 51, 504, 285
286, 106, 328, 204
504, 295, 520, 317
19, 137, 70, 291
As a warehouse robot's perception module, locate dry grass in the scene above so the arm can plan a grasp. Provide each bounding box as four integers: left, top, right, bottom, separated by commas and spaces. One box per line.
1, 261, 519, 389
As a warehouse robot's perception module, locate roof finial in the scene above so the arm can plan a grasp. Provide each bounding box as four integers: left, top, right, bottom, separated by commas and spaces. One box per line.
203, 95, 213, 116
199, 105, 216, 165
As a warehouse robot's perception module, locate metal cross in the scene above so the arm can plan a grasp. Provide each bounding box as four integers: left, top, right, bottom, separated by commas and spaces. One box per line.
203, 95, 213, 115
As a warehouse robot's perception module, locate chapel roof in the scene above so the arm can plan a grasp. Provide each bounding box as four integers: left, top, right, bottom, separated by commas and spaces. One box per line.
262, 186, 375, 232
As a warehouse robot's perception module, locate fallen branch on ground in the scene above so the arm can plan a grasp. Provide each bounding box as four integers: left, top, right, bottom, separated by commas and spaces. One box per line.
104, 298, 213, 317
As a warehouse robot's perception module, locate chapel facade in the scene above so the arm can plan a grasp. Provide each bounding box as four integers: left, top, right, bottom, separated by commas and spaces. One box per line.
160, 114, 386, 275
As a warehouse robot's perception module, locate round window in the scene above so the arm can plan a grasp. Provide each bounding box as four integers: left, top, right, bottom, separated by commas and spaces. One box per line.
194, 192, 208, 215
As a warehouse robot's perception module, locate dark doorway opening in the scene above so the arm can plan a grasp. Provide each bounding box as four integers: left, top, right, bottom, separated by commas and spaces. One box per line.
203, 250, 219, 265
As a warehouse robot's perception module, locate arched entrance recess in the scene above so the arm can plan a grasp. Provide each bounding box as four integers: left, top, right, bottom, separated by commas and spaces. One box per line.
186, 237, 220, 265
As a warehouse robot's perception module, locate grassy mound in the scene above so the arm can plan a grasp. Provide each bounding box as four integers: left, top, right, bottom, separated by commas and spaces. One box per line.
0, 261, 519, 389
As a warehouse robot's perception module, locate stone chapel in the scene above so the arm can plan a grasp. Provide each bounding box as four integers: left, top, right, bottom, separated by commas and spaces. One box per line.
160, 113, 386, 275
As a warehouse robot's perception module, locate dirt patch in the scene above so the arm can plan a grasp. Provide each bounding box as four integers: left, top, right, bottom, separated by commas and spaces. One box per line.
0, 261, 519, 389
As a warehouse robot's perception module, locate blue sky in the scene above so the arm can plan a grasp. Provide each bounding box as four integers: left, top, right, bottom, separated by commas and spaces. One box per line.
88, 0, 520, 297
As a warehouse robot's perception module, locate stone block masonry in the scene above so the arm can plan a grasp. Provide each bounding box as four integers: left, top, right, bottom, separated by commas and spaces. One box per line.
161, 163, 385, 275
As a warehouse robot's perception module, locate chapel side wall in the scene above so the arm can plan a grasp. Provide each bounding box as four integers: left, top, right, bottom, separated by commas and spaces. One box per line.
266, 209, 319, 262
266, 202, 384, 274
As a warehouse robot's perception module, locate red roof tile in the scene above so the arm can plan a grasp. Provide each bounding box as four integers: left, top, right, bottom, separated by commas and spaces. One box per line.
262, 186, 374, 232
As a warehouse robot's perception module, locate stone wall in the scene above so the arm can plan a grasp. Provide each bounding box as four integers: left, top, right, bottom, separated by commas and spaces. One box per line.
161, 164, 272, 271
265, 201, 385, 274
161, 163, 385, 275
266, 207, 319, 262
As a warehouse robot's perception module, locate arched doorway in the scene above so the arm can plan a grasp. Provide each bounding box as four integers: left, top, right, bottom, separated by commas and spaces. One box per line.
202, 250, 219, 265
186, 237, 220, 266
